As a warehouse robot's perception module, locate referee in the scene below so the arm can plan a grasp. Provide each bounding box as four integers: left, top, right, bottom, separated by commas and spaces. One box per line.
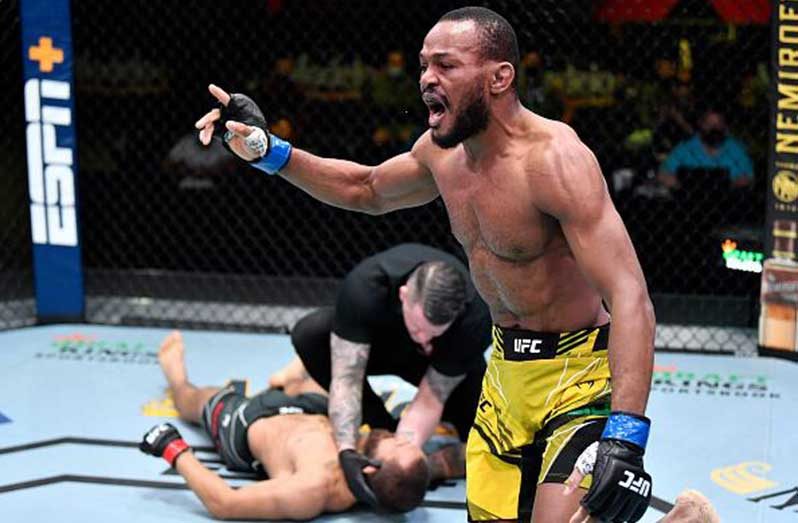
291, 243, 491, 506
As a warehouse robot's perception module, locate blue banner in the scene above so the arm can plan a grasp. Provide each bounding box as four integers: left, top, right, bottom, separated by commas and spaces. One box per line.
20, 0, 84, 320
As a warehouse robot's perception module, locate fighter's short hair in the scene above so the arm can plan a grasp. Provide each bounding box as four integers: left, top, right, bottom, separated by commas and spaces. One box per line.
364, 434, 431, 512
438, 7, 520, 87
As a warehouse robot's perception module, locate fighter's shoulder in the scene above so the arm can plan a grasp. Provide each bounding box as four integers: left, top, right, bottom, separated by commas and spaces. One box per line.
522, 118, 604, 210
327, 463, 358, 510
302, 457, 353, 511
524, 118, 593, 178
410, 130, 439, 164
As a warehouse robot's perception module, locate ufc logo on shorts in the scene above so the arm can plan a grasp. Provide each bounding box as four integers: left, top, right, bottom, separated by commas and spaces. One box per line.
24, 78, 78, 246
513, 338, 542, 354
618, 470, 651, 497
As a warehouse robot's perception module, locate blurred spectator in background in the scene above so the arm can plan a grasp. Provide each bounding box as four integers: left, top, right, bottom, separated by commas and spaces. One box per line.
270, 116, 296, 141
517, 51, 563, 119
261, 57, 303, 114
652, 77, 696, 163
658, 107, 753, 190
735, 62, 770, 162
370, 50, 418, 112
367, 50, 424, 157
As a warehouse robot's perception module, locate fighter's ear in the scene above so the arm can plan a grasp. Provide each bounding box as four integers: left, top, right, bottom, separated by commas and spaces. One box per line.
490, 62, 515, 95
399, 285, 409, 303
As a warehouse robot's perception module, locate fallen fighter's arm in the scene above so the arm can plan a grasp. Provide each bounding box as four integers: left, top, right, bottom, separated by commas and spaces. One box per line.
140, 423, 339, 520
196, 84, 439, 215
396, 366, 465, 448
174, 452, 333, 520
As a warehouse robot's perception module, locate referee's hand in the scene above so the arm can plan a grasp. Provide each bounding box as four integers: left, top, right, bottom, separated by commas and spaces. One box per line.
339, 449, 382, 508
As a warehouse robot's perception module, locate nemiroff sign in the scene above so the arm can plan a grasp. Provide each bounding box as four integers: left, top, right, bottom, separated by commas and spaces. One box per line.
767, 2, 798, 260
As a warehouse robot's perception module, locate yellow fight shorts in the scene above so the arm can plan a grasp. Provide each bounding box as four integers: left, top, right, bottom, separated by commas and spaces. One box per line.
466, 323, 612, 521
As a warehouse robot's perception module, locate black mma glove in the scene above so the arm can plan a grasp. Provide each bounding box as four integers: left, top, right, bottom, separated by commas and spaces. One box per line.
139, 422, 191, 467
215, 93, 269, 154
581, 412, 652, 523
339, 449, 383, 509
214, 93, 293, 174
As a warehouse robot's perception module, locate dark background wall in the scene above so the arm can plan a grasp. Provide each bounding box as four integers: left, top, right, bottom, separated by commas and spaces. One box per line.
1, 0, 771, 335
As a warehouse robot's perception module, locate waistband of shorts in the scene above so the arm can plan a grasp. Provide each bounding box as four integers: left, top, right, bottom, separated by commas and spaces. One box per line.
492, 323, 609, 361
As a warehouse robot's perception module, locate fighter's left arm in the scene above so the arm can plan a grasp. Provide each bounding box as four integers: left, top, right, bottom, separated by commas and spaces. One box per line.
395, 366, 465, 448
140, 423, 337, 519
535, 136, 655, 415
174, 452, 334, 520
538, 135, 655, 522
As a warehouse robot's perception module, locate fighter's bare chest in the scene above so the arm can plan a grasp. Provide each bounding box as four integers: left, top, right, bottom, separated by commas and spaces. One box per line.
435, 168, 554, 259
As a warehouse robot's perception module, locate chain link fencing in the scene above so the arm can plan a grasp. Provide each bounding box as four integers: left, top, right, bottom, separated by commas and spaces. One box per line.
4, 1, 770, 351
0, 0, 36, 329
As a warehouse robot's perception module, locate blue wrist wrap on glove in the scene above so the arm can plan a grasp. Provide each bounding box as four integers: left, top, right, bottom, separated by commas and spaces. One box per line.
601, 411, 650, 450
252, 134, 293, 175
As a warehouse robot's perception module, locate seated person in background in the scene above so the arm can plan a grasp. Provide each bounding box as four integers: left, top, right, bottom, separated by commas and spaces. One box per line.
139, 331, 431, 520
658, 107, 753, 190
652, 78, 696, 163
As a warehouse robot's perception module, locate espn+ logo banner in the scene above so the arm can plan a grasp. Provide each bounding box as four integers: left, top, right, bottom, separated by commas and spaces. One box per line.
20, 0, 84, 318
24, 76, 77, 246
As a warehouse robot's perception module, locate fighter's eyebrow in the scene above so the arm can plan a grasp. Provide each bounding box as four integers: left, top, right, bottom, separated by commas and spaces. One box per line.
419, 51, 453, 62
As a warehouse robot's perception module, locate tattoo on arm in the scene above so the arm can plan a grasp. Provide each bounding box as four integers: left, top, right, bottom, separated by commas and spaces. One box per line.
425, 367, 466, 404
329, 333, 370, 450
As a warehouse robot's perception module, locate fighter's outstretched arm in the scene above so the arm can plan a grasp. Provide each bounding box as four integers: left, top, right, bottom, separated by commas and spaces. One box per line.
174, 452, 332, 520
281, 146, 439, 215
139, 423, 335, 520
196, 84, 439, 215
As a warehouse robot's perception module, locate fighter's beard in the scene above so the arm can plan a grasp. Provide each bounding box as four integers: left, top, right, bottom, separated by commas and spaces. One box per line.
431, 88, 489, 149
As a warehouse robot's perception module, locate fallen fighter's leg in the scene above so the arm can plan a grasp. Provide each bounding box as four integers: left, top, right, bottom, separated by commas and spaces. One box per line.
566, 443, 721, 523
268, 355, 327, 396
159, 330, 221, 423
657, 490, 720, 523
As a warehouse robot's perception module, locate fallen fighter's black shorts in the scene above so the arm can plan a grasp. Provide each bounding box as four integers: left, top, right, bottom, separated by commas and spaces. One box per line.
201, 385, 328, 472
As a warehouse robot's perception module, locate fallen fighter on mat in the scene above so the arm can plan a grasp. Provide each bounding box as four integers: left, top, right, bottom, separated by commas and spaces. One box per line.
270, 352, 722, 523
140, 331, 719, 522
139, 331, 434, 519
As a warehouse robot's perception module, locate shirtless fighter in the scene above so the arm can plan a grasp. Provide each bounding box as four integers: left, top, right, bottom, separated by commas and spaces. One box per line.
195, 7, 655, 522
139, 331, 430, 519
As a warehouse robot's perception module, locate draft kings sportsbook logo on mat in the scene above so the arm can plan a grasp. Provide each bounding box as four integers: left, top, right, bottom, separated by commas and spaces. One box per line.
651, 364, 781, 399
35, 333, 158, 365
712, 461, 798, 516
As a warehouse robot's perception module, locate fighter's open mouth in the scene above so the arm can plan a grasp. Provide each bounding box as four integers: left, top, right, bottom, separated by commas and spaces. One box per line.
423, 93, 448, 128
